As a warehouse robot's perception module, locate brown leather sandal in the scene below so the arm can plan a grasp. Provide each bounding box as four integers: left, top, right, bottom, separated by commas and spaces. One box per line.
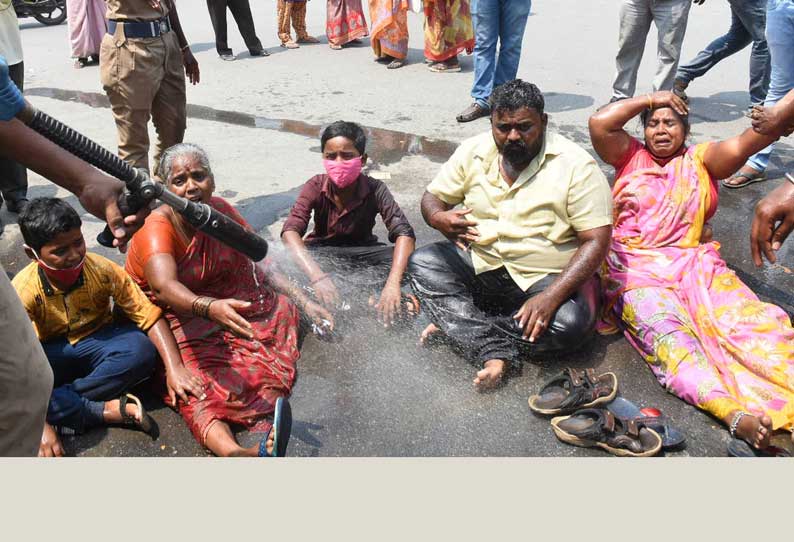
528, 368, 617, 415
551, 408, 662, 457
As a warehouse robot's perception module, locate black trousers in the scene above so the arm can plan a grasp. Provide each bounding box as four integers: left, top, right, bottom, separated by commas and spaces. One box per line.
206, 0, 263, 55
0, 61, 27, 204
408, 241, 600, 368
306, 243, 397, 296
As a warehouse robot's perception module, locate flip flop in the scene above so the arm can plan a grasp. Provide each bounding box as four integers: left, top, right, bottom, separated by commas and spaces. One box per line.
551, 408, 662, 457
528, 368, 617, 415
722, 171, 767, 189
119, 393, 158, 438
606, 396, 685, 449
727, 438, 791, 458
259, 397, 293, 457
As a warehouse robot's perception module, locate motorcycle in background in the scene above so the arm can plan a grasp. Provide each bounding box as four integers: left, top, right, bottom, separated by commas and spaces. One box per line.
12, 0, 66, 26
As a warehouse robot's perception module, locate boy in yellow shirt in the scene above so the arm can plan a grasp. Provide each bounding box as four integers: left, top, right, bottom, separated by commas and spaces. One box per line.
13, 198, 202, 456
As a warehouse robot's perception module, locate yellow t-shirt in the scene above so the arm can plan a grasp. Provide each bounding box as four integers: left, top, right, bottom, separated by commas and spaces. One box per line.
12, 252, 161, 345
427, 131, 613, 291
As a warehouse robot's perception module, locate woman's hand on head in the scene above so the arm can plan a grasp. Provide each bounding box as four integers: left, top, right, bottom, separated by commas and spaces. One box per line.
208, 298, 255, 339
650, 91, 689, 116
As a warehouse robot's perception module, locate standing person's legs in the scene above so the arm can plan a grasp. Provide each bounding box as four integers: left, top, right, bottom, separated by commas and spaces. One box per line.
292, 0, 317, 41
612, 0, 653, 100
733, 0, 770, 105
409, 242, 519, 371
650, 0, 692, 92
277, 0, 294, 43
44, 323, 157, 432
207, 0, 232, 56
493, 0, 531, 88
227, 0, 264, 53
0, 266, 53, 456
674, 7, 752, 91
469, 0, 500, 109
150, 33, 187, 175
100, 33, 165, 171
743, 1, 794, 177
0, 61, 28, 211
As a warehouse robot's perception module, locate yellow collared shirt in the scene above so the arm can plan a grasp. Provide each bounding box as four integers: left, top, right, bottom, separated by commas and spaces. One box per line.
427, 131, 613, 291
12, 252, 162, 345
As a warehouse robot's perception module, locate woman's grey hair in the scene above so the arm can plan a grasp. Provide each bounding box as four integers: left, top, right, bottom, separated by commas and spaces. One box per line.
157, 143, 213, 183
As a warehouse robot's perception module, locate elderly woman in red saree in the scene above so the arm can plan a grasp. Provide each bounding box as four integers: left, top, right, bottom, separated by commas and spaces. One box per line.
589, 91, 794, 451
327, 0, 369, 50
424, 0, 474, 73
369, 0, 409, 69
125, 143, 332, 457
66, 0, 106, 68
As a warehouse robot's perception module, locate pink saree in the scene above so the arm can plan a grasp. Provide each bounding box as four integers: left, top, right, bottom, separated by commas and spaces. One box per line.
602, 139, 794, 432
66, 0, 106, 59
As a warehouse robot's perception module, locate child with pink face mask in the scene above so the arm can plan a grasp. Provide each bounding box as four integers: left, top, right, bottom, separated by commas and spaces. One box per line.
281, 120, 417, 327
12, 198, 195, 456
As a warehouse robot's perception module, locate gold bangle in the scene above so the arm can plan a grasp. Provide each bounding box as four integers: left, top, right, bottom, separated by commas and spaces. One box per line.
192, 296, 216, 318
647, 94, 653, 110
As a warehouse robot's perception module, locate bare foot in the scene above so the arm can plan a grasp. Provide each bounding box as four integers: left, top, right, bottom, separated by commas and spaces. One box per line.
38, 423, 64, 457
419, 323, 441, 345
473, 359, 506, 390
733, 412, 772, 449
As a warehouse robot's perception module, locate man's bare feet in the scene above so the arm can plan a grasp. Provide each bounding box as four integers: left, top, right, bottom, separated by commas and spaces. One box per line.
39, 423, 64, 457
473, 359, 506, 390
419, 323, 441, 345
732, 412, 773, 449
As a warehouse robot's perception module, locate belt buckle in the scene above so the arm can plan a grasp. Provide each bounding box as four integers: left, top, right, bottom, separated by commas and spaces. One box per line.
159, 20, 168, 34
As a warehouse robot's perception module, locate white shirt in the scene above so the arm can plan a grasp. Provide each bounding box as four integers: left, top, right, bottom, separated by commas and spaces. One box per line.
0, 1, 23, 65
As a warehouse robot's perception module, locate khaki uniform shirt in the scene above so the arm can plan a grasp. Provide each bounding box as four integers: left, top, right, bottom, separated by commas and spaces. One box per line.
105, 0, 169, 21
427, 131, 613, 291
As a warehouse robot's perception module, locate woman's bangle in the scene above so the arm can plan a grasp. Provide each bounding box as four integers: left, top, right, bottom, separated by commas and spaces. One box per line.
181, 44, 190, 52
191, 296, 216, 318
310, 274, 329, 285
646, 93, 653, 110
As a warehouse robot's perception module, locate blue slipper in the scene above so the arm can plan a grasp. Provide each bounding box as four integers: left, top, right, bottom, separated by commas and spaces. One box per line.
259, 397, 293, 457
606, 396, 685, 449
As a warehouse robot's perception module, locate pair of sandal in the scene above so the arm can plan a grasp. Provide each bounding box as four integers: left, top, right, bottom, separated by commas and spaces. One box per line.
258, 397, 293, 457
528, 368, 665, 457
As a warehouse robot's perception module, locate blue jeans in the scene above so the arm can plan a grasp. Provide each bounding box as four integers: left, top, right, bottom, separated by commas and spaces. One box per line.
470, 0, 532, 109
42, 323, 156, 432
676, 0, 769, 105
747, 0, 794, 172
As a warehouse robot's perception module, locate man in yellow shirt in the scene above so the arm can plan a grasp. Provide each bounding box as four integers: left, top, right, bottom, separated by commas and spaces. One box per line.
13, 198, 198, 456
410, 80, 613, 390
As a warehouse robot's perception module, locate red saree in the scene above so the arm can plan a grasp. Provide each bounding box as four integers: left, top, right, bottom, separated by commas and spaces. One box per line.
126, 197, 300, 445
327, 0, 369, 46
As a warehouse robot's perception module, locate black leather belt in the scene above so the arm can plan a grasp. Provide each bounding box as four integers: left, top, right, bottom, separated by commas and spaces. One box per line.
107, 17, 171, 39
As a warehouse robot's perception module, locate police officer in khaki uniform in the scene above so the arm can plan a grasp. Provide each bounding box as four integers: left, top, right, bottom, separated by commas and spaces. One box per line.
100, 0, 200, 173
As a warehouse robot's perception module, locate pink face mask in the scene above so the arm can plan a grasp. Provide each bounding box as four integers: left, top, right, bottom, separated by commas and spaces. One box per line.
323, 157, 363, 189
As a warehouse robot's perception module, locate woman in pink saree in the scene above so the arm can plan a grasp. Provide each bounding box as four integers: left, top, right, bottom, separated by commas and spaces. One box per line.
590, 91, 794, 450
66, 0, 106, 68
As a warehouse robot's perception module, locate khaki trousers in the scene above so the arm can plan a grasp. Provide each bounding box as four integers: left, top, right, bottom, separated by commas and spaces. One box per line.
99, 26, 187, 173
277, 0, 308, 43
0, 265, 53, 456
